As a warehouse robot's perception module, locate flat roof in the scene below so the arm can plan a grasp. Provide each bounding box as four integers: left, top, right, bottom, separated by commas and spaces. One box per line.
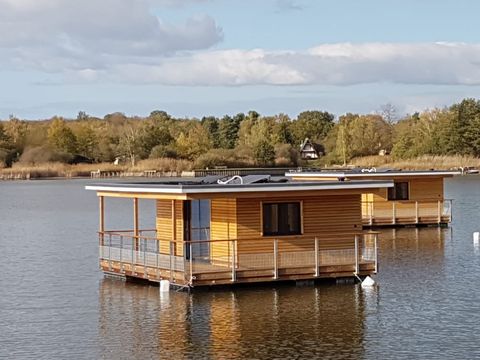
286, 169, 461, 178
85, 179, 393, 195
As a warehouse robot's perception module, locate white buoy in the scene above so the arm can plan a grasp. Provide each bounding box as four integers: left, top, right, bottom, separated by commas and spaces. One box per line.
160, 280, 170, 292
474, 232, 480, 245
361, 276, 375, 288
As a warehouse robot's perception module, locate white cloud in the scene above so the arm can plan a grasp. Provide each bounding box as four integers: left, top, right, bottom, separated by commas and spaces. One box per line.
91, 42, 480, 87
1, 2, 480, 88
0, 0, 222, 71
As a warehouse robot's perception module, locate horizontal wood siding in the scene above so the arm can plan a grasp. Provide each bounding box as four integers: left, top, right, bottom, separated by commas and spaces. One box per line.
175, 200, 184, 256
210, 199, 237, 260
236, 195, 362, 255
156, 199, 184, 254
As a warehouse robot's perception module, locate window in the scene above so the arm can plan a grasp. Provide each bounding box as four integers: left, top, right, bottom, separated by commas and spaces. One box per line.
388, 182, 409, 200
262, 202, 301, 236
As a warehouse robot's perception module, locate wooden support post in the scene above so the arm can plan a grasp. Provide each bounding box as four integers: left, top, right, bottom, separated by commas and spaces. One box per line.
231, 240, 236, 282
133, 198, 139, 251
99, 196, 105, 245
273, 239, 279, 280
354, 235, 359, 275
437, 200, 442, 224
392, 202, 396, 225
314, 237, 319, 277
374, 234, 378, 274
171, 200, 176, 256
415, 201, 419, 224
369, 202, 373, 226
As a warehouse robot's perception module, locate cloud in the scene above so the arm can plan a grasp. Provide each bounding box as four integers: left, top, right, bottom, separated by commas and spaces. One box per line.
1, 2, 479, 89
80, 42, 480, 87
0, 0, 222, 71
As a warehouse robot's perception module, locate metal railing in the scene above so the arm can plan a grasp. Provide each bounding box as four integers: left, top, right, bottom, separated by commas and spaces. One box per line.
362, 199, 452, 225
98, 230, 379, 285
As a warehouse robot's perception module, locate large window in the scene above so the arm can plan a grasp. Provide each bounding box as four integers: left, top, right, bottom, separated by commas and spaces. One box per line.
388, 182, 409, 200
262, 202, 301, 236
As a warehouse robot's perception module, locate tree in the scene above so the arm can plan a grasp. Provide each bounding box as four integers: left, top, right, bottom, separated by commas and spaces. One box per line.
218, 114, 243, 149
292, 110, 335, 145
253, 138, 275, 166
378, 103, 398, 124
47, 118, 77, 154
175, 123, 212, 160
117, 125, 142, 166
201, 116, 220, 148
75, 125, 98, 159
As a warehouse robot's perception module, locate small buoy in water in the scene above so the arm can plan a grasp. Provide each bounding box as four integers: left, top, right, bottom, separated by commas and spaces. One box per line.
474, 232, 480, 245
361, 276, 375, 287
160, 280, 170, 292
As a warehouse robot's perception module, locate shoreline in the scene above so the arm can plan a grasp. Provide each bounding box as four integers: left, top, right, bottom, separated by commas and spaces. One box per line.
2, 154, 479, 180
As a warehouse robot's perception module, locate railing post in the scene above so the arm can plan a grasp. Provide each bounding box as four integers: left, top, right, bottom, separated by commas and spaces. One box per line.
314, 237, 319, 277
437, 200, 441, 224
143, 238, 147, 279
108, 234, 112, 271
231, 240, 237, 282
392, 202, 396, 225
120, 235, 124, 272
450, 199, 453, 223
273, 239, 279, 280
169, 241, 174, 282
354, 235, 359, 275
156, 240, 159, 280
415, 201, 419, 224
369, 202, 373, 226
189, 242, 193, 284
374, 234, 378, 274
131, 235, 135, 274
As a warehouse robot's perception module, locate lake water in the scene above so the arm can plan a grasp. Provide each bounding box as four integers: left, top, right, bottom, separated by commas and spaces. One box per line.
1, 176, 480, 359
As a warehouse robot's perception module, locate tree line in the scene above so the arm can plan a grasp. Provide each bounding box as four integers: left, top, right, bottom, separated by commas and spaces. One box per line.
1, 98, 479, 169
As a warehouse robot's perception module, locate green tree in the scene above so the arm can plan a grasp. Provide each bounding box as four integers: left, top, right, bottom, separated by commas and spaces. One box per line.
201, 116, 220, 148
292, 110, 335, 145
47, 118, 77, 154
75, 125, 98, 159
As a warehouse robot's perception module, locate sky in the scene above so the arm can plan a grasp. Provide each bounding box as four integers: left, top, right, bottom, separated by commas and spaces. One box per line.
1, 0, 480, 120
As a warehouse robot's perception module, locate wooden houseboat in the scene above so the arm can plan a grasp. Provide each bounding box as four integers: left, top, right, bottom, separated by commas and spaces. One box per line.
286, 169, 460, 227
86, 175, 392, 288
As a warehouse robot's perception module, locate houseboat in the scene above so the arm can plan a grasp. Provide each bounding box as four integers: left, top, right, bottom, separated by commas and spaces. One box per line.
286, 169, 460, 227
86, 175, 392, 288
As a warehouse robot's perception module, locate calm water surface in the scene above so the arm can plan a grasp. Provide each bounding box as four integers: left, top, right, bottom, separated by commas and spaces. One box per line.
1, 176, 480, 359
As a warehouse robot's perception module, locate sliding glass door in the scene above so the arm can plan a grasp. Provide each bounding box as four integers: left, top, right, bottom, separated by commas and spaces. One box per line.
184, 200, 211, 259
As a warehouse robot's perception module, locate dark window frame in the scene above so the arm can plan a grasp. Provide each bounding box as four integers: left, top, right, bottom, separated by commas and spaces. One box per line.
388, 182, 409, 201
262, 201, 302, 237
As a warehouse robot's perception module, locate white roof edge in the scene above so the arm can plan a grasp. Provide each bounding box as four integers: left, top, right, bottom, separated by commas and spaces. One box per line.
85, 181, 393, 195
285, 171, 461, 178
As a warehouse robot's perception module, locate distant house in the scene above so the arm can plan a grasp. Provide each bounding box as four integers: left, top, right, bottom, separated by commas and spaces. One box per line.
299, 138, 321, 160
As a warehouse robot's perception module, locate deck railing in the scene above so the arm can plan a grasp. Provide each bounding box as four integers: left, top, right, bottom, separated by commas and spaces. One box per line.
362, 199, 452, 225
98, 230, 378, 286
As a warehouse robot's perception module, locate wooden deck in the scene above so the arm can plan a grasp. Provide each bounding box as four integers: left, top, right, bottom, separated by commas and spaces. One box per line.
98, 231, 378, 287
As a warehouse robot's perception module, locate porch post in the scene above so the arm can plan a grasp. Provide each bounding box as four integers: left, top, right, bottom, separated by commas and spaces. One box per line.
415, 201, 419, 224
99, 196, 105, 245
354, 235, 359, 275
437, 200, 441, 224
133, 198, 139, 251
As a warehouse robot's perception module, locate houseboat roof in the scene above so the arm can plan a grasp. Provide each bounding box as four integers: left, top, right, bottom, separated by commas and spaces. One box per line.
285, 168, 461, 179
85, 176, 393, 196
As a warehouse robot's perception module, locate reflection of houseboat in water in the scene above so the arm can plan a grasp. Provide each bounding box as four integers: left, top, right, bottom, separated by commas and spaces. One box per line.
98, 280, 368, 359
86, 175, 391, 287
286, 169, 460, 227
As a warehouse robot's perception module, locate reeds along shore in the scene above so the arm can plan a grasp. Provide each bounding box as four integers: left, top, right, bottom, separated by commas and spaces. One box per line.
0, 158, 193, 180
1, 155, 479, 180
